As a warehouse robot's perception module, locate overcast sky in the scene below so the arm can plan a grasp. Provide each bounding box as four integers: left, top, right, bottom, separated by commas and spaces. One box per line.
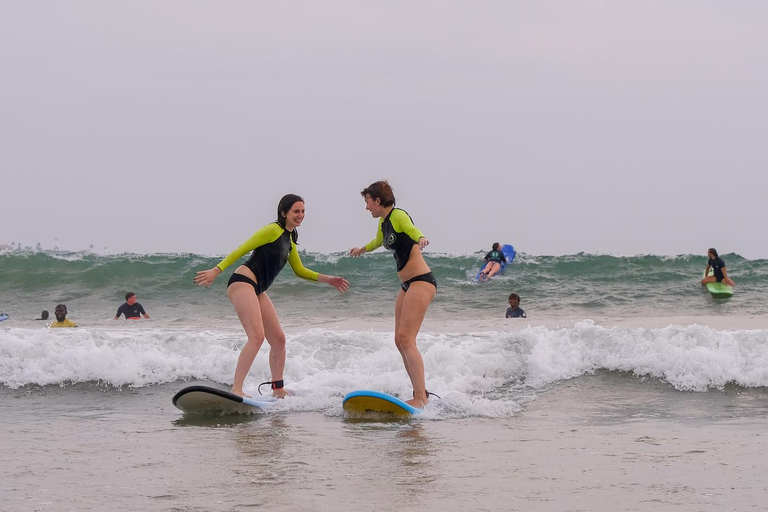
2, 2, 767, 258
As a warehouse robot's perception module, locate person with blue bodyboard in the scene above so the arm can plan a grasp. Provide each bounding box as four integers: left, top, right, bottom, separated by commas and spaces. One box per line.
479, 242, 507, 282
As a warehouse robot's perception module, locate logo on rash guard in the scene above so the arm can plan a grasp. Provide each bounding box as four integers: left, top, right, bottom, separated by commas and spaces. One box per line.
387, 233, 397, 246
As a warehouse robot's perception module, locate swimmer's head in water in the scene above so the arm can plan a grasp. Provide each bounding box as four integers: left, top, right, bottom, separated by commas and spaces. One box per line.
40, 309, 49, 320
508, 293, 520, 308
54, 304, 67, 322
125, 292, 136, 304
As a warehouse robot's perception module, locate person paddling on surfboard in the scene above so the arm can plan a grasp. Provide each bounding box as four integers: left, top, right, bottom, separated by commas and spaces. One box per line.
350, 180, 436, 408
479, 242, 507, 282
194, 194, 350, 398
701, 248, 735, 287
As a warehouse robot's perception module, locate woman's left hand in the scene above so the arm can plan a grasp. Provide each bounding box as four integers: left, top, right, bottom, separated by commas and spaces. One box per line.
418, 237, 430, 250
328, 276, 350, 293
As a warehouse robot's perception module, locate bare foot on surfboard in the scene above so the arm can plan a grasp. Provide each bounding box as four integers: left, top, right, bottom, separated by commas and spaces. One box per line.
231, 388, 252, 398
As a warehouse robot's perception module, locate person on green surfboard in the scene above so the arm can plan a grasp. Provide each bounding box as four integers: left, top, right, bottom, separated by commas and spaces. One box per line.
701, 248, 735, 287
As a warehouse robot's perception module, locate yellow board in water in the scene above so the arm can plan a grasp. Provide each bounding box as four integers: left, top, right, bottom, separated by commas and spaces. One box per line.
342, 390, 419, 415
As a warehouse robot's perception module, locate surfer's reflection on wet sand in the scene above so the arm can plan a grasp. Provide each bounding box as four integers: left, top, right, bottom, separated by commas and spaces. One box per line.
341, 420, 441, 497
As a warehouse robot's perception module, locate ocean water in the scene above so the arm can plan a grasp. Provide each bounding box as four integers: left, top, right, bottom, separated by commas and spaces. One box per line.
2, 249, 768, 511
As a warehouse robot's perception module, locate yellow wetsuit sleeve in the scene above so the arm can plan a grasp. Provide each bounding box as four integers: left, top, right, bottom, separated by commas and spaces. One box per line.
390, 209, 425, 242
288, 240, 319, 281
364, 218, 385, 252
215, 223, 284, 272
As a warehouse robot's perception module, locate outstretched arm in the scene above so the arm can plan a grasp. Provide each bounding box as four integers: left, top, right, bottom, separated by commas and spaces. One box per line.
351, 220, 384, 257
194, 224, 282, 288
391, 209, 428, 249
288, 243, 349, 293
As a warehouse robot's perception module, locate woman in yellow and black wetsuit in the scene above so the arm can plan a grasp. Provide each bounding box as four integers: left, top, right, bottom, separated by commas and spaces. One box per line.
350, 180, 436, 408
194, 194, 349, 398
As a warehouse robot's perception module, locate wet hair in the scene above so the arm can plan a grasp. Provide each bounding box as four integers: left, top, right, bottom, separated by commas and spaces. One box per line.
40, 310, 49, 320
276, 194, 303, 244
361, 180, 396, 207
54, 304, 67, 313
708, 248, 719, 258
125, 292, 135, 301
508, 293, 520, 302
492, 242, 501, 251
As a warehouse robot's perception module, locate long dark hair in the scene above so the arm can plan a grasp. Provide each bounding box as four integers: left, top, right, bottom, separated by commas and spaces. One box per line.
492, 242, 500, 251
708, 247, 718, 258
277, 194, 304, 243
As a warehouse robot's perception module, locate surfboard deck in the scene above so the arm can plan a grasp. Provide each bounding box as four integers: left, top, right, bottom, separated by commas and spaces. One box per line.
342, 390, 420, 416
475, 244, 516, 281
704, 269, 733, 298
172, 385, 276, 414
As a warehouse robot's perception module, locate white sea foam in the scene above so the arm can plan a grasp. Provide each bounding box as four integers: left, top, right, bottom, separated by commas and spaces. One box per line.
2, 322, 767, 417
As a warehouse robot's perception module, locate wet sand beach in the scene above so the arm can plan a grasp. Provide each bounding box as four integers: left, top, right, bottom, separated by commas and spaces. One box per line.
3, 372, 766, 512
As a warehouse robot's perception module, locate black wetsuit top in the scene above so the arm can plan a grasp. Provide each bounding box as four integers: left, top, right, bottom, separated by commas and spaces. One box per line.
364, 208, 426, 272
485, 250, 507, 264
708, 257, 726, 282
506, 307, 526, 318
215, 223, 319, 294
116, 302, 146, 319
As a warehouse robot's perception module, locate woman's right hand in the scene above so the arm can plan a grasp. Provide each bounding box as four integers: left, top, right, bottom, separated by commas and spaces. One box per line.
194, 267, 222, 288
349, 247, 367, 257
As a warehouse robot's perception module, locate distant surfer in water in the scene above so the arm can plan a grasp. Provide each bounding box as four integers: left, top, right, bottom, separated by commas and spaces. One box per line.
114, 292, 150, 320
701, 248, 735, 287
505, 293, 526, 318
350, 180, 436, 408
194, 194, 349, 398
50, 304, 77, 328
479, 242, 507, 281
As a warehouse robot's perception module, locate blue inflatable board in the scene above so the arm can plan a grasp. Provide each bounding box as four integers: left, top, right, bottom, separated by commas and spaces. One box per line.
475, 244, 516, 281
342, 390, 420, 416
0, 313, 8, 322
172, 385, 276, 414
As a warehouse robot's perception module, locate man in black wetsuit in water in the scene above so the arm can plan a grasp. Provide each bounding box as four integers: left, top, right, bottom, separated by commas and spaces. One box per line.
114, 292, 150, 320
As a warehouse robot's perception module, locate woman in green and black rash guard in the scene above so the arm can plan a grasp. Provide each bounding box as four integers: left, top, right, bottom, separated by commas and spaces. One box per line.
194, 194, 350, 398
350, 180, 436, 408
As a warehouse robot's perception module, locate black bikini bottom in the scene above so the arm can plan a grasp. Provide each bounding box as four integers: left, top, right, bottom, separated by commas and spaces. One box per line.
401, 272, 437, 293
227, 272, 263, 295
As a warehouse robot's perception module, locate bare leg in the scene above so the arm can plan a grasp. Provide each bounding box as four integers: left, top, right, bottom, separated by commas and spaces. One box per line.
486, 262, 502, 278
394, 282, 436, 408
228, 283, 265, 397
479, 262, 492, 281
701, 275, 717, 285
258, 293, 290, 398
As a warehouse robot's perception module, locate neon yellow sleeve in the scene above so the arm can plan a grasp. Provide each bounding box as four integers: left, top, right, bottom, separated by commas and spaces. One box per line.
216, 223, 284, 272
390, 209, 425, 242
364, 218, 385, 252
288, 240, 319, 281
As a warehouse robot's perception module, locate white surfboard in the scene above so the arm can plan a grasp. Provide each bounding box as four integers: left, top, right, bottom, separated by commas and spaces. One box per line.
172, 385, 276, 414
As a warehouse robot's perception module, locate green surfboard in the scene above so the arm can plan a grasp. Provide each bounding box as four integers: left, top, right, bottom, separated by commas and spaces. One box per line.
704, 269, 733, 298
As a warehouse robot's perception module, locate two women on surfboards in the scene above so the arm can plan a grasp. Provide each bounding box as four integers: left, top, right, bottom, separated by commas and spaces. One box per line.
195, 182, 435, 408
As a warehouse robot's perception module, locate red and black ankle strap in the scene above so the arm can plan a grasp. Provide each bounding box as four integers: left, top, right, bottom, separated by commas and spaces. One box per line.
257, 380, 284, 395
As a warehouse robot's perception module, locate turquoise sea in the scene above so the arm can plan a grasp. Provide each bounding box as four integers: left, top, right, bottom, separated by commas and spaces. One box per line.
2, 249, 766, 325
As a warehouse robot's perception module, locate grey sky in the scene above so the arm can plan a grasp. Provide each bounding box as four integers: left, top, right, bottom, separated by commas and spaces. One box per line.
2, 2, 767, 258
